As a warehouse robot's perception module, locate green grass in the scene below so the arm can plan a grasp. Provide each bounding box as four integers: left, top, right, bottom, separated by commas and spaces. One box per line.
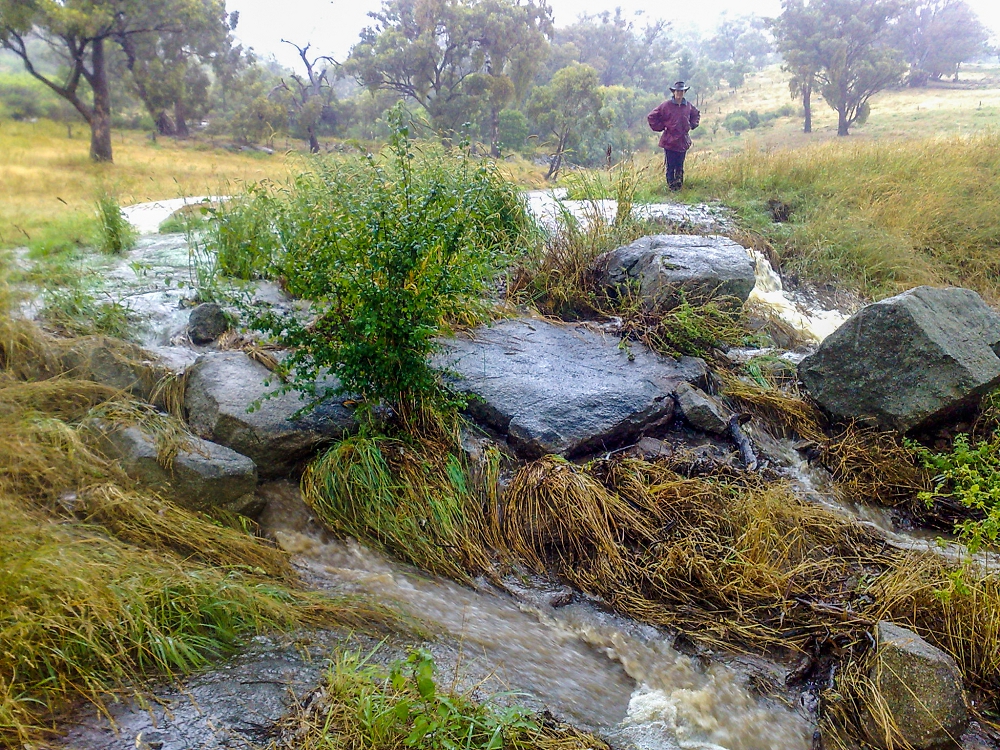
272, 646, 605, 750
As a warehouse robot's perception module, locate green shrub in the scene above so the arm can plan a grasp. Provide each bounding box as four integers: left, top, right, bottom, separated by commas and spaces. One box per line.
497, 108, 530, 153
912, 432, 1000, 553
202, 184, 281, 280
723, 110, 761, 134
287, 647, 552, 750
215, 105, 532, 409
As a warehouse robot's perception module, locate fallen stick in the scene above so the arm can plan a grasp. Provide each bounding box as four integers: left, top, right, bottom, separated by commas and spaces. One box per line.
727, 414, 759, 471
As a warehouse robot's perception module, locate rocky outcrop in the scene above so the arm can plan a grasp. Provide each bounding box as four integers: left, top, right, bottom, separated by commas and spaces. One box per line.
868, 621, 968, 749
436, 318, 707, 458
184, 351, 356, 477
187, 303, 230, 344
91, 422, 257, 511
593, 234, 756, 307
798, 286, 1000, 432
675, 382, 731, 435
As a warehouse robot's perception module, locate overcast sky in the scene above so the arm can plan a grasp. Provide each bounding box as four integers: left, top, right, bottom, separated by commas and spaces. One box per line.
228, 0, 1000, 69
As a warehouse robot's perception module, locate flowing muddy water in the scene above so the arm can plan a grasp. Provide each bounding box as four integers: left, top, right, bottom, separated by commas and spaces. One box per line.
258, 483, 814, 750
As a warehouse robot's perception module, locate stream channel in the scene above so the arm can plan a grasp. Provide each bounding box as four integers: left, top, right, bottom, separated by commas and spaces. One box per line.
47, 193, 944, 749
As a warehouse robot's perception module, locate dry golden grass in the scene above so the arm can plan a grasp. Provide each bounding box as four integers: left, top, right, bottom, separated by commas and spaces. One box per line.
0, 311, 401, 747
0, 118, 292, 251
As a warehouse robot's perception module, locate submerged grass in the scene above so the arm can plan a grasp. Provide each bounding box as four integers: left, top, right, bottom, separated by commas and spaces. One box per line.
302, 418, 494, 582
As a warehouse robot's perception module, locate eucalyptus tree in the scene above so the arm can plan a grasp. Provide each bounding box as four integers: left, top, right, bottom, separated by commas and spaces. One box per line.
551, 8, 671, 90
526, 63, 607, 179
117, 0, 236, 136
0, 0, 228, 160
894, 0, 990, 85
345, 0, 551, 151
773, 0, 906, 136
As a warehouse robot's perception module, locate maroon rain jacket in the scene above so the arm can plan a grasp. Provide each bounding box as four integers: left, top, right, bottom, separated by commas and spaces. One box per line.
647, 98, 701, 152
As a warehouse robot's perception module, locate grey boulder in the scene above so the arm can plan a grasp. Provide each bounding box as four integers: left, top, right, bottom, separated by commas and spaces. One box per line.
436, 318, 707, 458
799, 286, 1000, 432
184, 351, 357, 477
675, 382, 732, 435
91, 422, 257, 511
187, 303, 230, 344
593, 234, 757, 307
868, 621, 968, 749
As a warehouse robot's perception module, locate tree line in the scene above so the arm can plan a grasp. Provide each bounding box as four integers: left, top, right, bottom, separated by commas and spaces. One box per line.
0, 0, 994, 167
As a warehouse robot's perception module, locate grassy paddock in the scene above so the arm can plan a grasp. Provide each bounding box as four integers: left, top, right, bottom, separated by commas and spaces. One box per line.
0, 118, 291, 253
622, 133, 1000, 302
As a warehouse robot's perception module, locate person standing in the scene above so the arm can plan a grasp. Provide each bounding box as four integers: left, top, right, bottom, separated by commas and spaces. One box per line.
647, 81, 701, 191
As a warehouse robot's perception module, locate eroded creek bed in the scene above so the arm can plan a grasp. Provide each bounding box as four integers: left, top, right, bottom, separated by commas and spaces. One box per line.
31, 197, 993, 749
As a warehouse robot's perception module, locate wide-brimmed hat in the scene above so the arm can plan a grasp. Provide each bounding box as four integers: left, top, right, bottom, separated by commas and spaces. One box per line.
669, 81, 690, 91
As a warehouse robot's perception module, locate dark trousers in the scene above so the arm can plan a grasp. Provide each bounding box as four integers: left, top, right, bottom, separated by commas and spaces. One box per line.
665, 149, 687, 191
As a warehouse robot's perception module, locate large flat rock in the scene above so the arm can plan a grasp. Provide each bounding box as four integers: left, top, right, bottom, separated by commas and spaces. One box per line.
799, 286, 1000, 432
184, 351, 357, 477
593, 234, 757, 307
436, 318, 707, 458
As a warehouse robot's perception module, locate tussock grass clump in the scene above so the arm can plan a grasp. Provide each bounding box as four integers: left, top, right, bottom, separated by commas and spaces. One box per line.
616, 293, 757, 359
0, 365, 399, 745
94, 192, 138, 255
499, 455, 656, 571
502, 457, 886, 651
695, 133, 1000, 301
302, 417, 493, 582
271, 647, 607, 750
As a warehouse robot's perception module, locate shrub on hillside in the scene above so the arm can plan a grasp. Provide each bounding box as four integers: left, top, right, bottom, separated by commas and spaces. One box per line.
205, 105, 533, 411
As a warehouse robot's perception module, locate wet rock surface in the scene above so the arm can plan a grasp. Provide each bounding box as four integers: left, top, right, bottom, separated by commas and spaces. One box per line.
869, 621, 968, 750
435, 318, 708, 458
90, 422, 257, 510
799, 286, 1000, 432
593, 234, 757, 306
187, 302, 230, 344
184, 351, 357, 477
57, 631, 364, 750
675, 382, 732, 435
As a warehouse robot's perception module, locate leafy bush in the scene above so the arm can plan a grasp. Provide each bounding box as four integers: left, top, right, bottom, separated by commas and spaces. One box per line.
723, 114, 752, 134
913, 432, 1000, 553
207, 105, 532, 409
497, 108, 529, 153
284, 647, 559, 750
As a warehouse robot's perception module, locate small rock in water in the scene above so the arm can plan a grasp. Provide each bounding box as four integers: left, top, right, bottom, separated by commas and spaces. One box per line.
187, 302, 230, 344
592, 234, 757, 308
799, 286, 1000, 432
867, 621, 968, 750
675, 382, 732, 435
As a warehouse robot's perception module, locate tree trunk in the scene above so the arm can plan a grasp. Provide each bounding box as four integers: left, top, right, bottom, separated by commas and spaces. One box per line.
308, 126, 320, 153
837, 107, 850, 136
156, 111, 177, 136
803, 83, 812, 134
174, 101, 189, 137
89, 38, 113, 162
489, 107, 500, 158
